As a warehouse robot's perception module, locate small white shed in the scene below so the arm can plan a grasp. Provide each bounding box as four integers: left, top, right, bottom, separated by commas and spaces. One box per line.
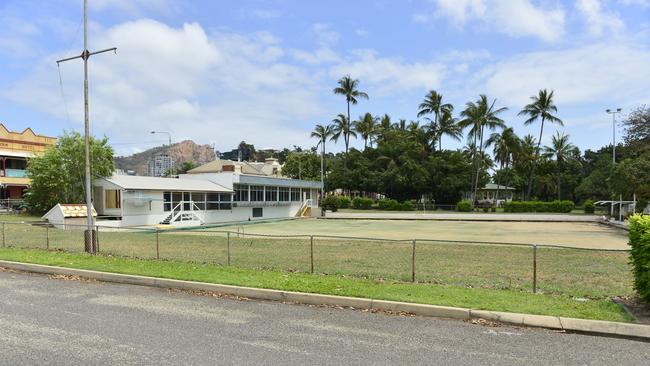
42, 204, 97, 230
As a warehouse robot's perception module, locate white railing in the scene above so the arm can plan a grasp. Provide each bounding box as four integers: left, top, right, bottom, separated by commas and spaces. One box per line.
295, 199, 313, 217
163, 201, 205, 224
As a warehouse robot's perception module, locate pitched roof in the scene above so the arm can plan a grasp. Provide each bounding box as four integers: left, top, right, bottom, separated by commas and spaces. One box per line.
42, 203, 97, 219
102, 175, 232, 192
482, 183, 516, 191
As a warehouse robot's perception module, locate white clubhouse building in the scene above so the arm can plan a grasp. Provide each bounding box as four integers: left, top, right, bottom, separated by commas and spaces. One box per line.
92, 158, 321, 227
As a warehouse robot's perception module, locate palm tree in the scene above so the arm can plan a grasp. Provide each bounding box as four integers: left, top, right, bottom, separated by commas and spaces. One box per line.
436, 110, 462, 150
458, 95, 508, 204
330, 114, 357, 156
311, 124, 333, 197
353, 113, 378, 149
543, 131, 575, 200
486, 127, 519, 206
417, 90, 453, 150
333, 75, 369, 135
518, 89, 563, 200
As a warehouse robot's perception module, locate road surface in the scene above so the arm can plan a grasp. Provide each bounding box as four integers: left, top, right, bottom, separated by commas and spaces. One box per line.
0, 269, 647, 365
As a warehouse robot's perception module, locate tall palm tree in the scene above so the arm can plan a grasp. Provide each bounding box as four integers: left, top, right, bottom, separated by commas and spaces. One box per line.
486, 127, 519, 205
436, 110, 462, 151
330, 114, 357, 156
458, 95, 508, 204
518, 89, 563, 200
543, 131, 575, 200
311, 124, 333, 197
333, 75, 369, 136
353, 113, 378, 149
418, 90, 453, 150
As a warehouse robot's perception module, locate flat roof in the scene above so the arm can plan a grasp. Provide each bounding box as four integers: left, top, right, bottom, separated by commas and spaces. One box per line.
236, 174, 323, 189
100, 175, 232, 192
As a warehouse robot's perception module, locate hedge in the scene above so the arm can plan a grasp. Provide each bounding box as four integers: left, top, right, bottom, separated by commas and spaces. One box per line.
338, 196, 351, 209
321, 195, 340, 212
377, 198, 415, 211
352, 197, 373, 210
584, 199, 595, 214
503, 200, 575, 213
456, 200, 472, 212
629, 215, 650, 303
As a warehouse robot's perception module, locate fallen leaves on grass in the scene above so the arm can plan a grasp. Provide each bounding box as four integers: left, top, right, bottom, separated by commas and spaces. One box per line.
47, 274, 95, 282
466, 318, 502, 327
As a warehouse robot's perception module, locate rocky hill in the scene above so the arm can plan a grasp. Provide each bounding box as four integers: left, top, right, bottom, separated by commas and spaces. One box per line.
115, 140, 216, 175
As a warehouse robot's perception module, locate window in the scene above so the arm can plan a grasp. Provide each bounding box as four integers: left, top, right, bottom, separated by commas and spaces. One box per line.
192, 192, 206, 210
105, 190, 121, 209
252, 207, 263, 218
279, 187, 289, 202
163, 192, 171, 212
250, 186, 264, 202
305, 189, 312, 199
234, 184, 249, 202
290, 188, 301, 201
265, 186, 277, 202
206, 192, 233, 210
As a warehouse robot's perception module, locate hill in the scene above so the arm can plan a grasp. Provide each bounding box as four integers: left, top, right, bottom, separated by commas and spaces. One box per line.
115, 140, 216, 175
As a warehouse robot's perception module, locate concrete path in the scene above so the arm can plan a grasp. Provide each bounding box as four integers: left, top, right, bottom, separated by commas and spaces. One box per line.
327, 211, 602, 222
1, 270, 647, 365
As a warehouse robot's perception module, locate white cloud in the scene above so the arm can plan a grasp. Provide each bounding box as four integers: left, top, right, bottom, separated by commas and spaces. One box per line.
577, 0, 625, 36
330, 49, 447, 95
3, 19, 325, 154
427, 0, 566, 43
618, 0, 650, 7
92, 0, 180, 16
479, 42, 650, 107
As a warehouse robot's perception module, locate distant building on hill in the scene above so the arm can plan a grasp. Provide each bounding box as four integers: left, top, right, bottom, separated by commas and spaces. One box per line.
0, 123, 56, 206
148, 154, 173, 177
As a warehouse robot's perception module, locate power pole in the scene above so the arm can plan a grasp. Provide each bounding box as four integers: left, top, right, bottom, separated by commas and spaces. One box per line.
56, 0, 116, 254
606, 108, 622, 166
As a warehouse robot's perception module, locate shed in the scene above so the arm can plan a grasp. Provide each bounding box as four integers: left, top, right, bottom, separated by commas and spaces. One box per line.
42, 204, 97, 230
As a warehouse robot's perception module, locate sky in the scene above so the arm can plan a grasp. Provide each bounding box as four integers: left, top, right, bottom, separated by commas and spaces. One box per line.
1, 0, 649, 157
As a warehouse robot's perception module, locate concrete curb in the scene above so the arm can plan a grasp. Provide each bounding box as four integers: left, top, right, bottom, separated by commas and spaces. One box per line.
1, 260, 648, 341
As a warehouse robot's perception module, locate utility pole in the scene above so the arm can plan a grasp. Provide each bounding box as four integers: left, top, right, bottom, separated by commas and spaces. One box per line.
56, 0, 116, 254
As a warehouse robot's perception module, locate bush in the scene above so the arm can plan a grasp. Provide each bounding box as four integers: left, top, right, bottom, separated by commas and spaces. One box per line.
629, 215, 650, 303
321, 195, 340, 212
503, 200, 575, 213
584, 199, 595, 214
399, 201, 415, 211
338, 196, 351, 209
352, 197, 374, 210
456, 200, 472, 212
377, 198, 401, 211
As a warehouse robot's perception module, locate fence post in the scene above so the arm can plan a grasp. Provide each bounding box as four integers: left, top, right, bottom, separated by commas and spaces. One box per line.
2, 223, 5, 247
310, 235, 314, 274
46, 226, 50, 250
156, 229, 160, 260
95, 226, 99, 253
227, 231, 231, 266
411, 239, 416, 283
532, 244, 538, 294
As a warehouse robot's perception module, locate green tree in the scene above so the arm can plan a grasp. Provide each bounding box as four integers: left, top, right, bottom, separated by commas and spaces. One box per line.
333, 75, 369, 137
353, 112, 378, 149
486, 127, 520, 204
518, 89, 563, 200
311, 123, 333, 185
543, 132, 576, 200
459, 95, 507, 203
417, 90, 454, 150
282, 151, 321, 181
330, 113, 357, 156
24, 131, 114, 214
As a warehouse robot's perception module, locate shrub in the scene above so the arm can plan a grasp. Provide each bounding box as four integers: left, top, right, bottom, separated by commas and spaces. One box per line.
629, 215, 650, 303
321, 195, 340, 212
503, 200, 575, 213
584, 199, 595, 214
338, 196, 351, 209
352, 197, 373, 210
377, 198, 401, 211
456, 200, 472, 212
399, 201, 415, 211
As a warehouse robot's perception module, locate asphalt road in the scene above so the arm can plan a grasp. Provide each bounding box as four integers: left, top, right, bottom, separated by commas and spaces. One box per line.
0, 270, 648, 365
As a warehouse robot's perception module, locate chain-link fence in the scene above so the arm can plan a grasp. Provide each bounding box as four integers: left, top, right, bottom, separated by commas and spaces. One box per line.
0, 221, 633, 298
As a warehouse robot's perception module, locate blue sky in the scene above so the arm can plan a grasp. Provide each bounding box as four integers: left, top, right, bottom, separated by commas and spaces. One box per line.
1, 0, 649, 156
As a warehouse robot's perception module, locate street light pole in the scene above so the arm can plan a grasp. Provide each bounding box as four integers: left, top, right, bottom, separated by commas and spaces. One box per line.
605, 108, 622, 166
56, 0, 116, 254
150, 131, 172, 147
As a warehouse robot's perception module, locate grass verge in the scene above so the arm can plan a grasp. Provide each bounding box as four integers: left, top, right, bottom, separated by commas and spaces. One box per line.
0, 247, 632, 323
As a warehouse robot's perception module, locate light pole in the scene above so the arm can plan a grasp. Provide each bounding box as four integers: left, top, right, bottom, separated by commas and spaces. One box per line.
150, 131, 172, 147
605, 108, 622, 166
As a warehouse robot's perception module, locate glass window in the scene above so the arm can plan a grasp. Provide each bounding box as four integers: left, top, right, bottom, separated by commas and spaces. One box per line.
252, 207, 263, 217
279, 187, 289, 202
305, 189, 312, 199
105, 190, 121, 209
265, 186, 277, 202
234, 184, 249, 202
290, 188, 301, 201
192, 192, 206, 210
250, 186, 264, 202
163, 192, 171, 212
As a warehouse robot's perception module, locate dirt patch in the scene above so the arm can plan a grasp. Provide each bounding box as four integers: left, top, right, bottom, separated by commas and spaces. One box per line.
615, 297, 650, 325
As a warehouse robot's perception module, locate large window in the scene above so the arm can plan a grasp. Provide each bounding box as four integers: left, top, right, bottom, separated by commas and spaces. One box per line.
265, 186, 277, 202
105, 189, 121, 209
290, 188, 301, 202
279, 187, 289, 202
192, 192, 206, 210
163, 191, 232, 211
206, 193, 232, 210
250, 186, 264, 202
234, 184, 249, 202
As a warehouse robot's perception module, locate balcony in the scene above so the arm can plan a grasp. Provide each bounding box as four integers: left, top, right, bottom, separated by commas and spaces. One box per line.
3, 169, 27, 178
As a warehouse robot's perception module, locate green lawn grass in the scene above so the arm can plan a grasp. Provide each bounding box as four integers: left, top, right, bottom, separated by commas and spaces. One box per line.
338, 208, 595, 215
0, 247, 632, 323
0, 214, 41, 222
